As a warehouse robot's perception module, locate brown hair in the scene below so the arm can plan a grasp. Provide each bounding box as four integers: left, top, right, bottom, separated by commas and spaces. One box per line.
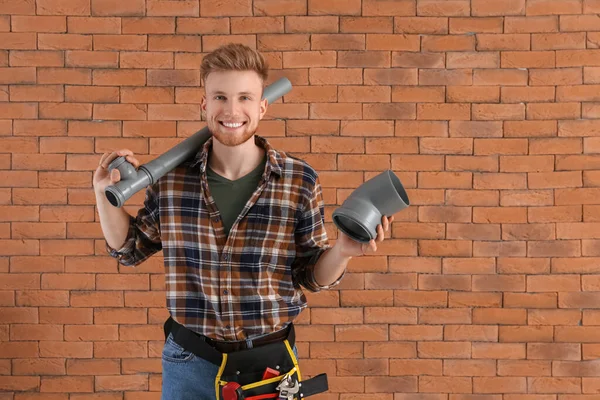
200, 43, 269, 86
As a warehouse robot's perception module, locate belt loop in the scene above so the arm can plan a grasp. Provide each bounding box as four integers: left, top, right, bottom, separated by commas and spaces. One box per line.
245, 338, 253, 349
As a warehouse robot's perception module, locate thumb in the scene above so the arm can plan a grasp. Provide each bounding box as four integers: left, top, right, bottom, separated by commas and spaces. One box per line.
110, 168, 120, 182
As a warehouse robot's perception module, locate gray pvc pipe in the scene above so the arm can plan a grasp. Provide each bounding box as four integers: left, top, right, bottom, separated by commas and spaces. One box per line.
332, 170, 410, 243
104, 77, 293, 208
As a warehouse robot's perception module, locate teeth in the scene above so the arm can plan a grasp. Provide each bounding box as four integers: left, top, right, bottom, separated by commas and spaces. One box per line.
222, 122, 244, 128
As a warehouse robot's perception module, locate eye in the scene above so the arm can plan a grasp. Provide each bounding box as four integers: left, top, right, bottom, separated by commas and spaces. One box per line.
214, 95, 225, 100
240, 96, 250, 101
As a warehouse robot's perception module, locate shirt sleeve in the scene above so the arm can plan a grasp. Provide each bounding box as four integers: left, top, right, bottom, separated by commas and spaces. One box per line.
291, 174, 346, 292
105, 182, 162, 267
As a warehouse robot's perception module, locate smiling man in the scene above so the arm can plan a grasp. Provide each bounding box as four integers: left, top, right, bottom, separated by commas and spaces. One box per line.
94, 43, 393, 399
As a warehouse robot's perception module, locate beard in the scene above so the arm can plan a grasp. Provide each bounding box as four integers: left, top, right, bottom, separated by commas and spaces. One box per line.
208, 120, 257, 147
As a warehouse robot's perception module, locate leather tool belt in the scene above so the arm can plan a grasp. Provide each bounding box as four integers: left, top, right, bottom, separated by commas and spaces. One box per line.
163, 317, 328, 400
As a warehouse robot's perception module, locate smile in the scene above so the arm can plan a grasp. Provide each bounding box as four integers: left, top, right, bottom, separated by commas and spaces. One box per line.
219, 121, 246, 128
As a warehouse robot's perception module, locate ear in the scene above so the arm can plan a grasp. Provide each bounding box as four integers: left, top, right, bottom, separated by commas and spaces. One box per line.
258, 97, 268, 120
201, 94, 207, 119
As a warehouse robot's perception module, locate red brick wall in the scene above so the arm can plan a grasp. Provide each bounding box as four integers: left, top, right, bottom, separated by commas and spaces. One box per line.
2, 0, 600, 398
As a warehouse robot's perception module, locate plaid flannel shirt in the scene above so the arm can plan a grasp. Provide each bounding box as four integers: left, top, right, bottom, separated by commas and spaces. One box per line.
106, 135, 344, 341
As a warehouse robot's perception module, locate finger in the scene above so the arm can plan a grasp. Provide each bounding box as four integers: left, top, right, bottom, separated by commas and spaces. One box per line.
103, 149, 134, 169
98, 152, 109, 167
116, 149, 133, 157
101, 151, 119, 169
126, 155, 140, 169
370, 240, 377, 252
383, 216, 390, 232
377, 224, 384, 242
110, 168, 121, 183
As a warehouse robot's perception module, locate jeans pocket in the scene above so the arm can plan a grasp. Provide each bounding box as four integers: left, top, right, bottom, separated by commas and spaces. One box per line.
162, 333, 195, 363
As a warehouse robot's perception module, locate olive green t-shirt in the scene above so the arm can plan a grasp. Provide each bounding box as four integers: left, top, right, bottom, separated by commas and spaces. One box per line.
206, 155, 267, 236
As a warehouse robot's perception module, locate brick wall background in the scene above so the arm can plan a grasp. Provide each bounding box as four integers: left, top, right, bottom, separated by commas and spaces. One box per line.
2, 0, 600, 398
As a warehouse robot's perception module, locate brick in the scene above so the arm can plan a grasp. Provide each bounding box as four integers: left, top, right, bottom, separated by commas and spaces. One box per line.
393, 17, 446, 34
418, 103, 471, 121
474, 69, 528, 86
529, 309, 582, 325
147, 0, 199, 16
147, 69, 199, 86
447, 52, 499, 68
366, 34, 420, 51
38, 67, 91, 85
420, 69, 472, 85
39, 103, 92, 120
528, 240, 581, 257
67, 16, 120, 33
448, 86, 501, 104
0, 102, 38, 119
13, 16, 63, 34
10, 85, 63, 102
561, 15, 600, 31
311, 34, 365, 50
0, 0, 35, 15
12, 358, 66, 376
0, 67, 34, 85
445, 360, 497, 378
91, 0, 144, 16
502, 86, 555, 103
505, 16, 558, 33
501, 51, 555, 68
476, 34, 531, 50
365, 68, 417, 85
557, 49, 600, 67
40, 376, 94, 393
38, 33, 92, 50
473, 104, 525, 120
392, 86, 445, 103
527, 103, 581, 120
533, 32, 586, 50
422, 35, 475, 52
473, 343, 526, 359
450, 17, 502, 33
94, 34, 147, 51
66, 50, 118, 68
472, 0, 525, 15
417, 0, 470, 16
500, 155, 554, 172
527, 0, 583, 15
0, 376, 40, 391
285, 16, 338, 33
123, 16, 175, 34
505, 120, 557, 137
10, 50, 64, 67
36, 0, 90, 15
335, 324, 388, 341
393, 52, 445, 68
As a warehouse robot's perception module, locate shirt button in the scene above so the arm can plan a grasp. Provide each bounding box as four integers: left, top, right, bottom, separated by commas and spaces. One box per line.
213, 216, 220, 222
226, 325, 231, 329
223, 254, 229, 261
223, 290, 228, 295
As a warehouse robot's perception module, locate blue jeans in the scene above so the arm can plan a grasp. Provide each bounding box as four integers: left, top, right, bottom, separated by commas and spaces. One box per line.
161, 332, 298, 400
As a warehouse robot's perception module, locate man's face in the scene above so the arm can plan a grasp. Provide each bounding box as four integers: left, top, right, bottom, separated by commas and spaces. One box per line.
201, 70, 268, 147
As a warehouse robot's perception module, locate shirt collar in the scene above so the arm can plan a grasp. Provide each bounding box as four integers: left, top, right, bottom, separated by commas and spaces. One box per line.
189, 134, 283, 178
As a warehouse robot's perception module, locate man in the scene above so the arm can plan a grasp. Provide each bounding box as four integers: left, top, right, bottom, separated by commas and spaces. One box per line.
93, 43, 393, 399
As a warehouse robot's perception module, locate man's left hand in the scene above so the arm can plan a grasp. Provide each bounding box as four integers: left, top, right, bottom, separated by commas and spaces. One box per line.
334, 215, 394, 258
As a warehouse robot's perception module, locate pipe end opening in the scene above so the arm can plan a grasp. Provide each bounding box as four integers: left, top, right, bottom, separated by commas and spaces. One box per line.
387, 170, 410, 206
333, 215, 372, 243
105, 188, 121, 208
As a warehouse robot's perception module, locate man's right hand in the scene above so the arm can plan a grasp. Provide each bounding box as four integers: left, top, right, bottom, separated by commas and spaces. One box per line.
93, 149, 141, 195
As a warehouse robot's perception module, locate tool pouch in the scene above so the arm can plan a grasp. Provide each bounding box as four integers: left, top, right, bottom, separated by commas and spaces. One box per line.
216, 338, 304, 399
163, 317, 328, 400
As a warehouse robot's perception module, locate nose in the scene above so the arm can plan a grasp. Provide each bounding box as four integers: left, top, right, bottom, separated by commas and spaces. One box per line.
223, 99, 241, 117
